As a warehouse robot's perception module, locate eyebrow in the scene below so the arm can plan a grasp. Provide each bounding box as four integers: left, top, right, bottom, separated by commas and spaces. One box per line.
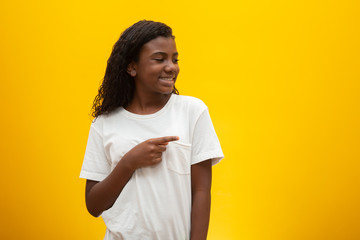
151, 51, 178, 57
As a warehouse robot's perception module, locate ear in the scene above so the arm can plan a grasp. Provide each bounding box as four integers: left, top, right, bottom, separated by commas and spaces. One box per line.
127, 62, 137, 77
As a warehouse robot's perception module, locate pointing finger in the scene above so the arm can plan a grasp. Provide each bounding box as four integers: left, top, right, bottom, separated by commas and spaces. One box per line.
151, 136, 179, 145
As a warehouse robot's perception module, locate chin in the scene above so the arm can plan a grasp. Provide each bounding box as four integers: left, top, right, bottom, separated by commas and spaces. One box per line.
159, 88, 174, 95
160, 91, 173, 95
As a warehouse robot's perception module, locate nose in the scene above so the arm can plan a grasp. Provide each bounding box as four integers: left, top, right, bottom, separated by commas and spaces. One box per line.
164, 60, 177, 73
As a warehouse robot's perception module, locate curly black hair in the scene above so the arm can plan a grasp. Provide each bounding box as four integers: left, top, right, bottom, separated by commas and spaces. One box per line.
91, 20, 179, 118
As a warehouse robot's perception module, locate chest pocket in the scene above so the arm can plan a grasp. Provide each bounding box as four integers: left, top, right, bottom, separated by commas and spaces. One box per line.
164, 141, 192, 175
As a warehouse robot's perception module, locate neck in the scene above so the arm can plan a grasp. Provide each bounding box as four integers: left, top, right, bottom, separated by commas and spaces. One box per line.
126, 92, 171, 115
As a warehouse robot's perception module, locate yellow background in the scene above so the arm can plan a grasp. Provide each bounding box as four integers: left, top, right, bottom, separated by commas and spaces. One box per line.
1, 0, 359, 239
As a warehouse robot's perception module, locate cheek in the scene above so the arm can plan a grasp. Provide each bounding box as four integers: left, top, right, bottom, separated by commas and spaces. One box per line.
139, 68, 156, 78
148, 65, 163, 74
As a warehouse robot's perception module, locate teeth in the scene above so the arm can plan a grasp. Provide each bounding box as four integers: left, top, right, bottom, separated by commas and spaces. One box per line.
160, 78, 174, 81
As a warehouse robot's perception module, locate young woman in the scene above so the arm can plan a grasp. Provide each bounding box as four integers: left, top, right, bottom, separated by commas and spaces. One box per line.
80, 20, 224, 240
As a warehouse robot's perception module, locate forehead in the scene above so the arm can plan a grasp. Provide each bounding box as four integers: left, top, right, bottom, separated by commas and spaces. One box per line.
140, 36, 177, 55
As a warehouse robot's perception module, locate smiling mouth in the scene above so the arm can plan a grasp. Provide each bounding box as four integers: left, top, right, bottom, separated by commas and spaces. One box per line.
159, 76, 175, 81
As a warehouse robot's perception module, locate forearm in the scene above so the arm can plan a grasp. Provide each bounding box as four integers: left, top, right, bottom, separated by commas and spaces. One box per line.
86, 157, 135, 217
190, 159, 212, 240
85, 136, 178, 217
190, 190, 211, 240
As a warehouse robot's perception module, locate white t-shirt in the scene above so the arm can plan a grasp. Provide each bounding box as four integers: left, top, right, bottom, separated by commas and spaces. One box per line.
80, 94, 224, 240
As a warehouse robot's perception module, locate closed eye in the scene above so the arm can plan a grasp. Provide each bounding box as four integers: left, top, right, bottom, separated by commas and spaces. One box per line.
154, 58, 164, 62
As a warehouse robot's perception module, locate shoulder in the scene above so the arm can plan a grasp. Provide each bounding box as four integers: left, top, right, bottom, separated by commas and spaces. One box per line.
90, 107, 122, 131
171, 94, 208, 112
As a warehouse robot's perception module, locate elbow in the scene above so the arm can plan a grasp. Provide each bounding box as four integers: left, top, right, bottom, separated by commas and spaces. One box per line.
85, 198, 103, 218
90, 211, 102, 218
86, 204, 102, 218
85, 197, 114, 218
85, 180, 112, 217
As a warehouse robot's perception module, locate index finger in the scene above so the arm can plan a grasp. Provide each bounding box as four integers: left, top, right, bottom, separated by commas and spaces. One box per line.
151, 136, 179, 145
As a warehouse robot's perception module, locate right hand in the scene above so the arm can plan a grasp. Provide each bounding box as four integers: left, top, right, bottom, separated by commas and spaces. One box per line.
123, 136, 179, 170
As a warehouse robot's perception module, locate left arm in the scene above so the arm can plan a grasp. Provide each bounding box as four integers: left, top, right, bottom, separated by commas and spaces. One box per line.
190, 159, 212, 240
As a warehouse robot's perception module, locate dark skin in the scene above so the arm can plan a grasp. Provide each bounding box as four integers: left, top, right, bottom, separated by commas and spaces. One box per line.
190, 159, 212, 240
85, 153, 212, 240
85, 36, 212, 239
86, 158, 212, 240
85, 136, 178, 217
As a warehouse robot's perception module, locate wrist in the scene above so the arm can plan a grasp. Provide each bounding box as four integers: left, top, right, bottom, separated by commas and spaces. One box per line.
120, 153, 137, 172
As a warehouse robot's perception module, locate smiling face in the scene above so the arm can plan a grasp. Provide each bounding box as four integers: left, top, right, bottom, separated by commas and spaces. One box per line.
129, 36, 179, 97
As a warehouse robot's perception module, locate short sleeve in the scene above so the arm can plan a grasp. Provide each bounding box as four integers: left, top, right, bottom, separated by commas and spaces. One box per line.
80, 121, 111, 181
191, 108, 224, 166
